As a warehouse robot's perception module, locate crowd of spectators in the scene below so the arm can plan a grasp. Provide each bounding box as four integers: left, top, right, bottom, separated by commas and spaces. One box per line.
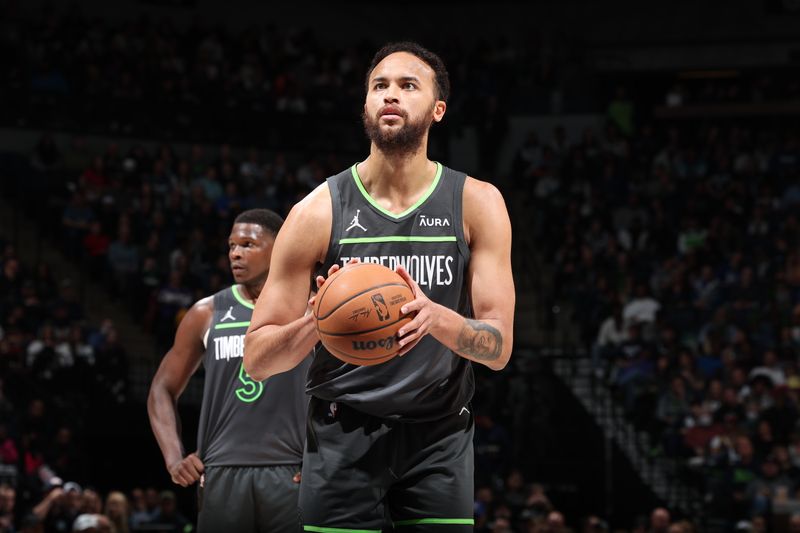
0, 3, 586, 157
0, 239, 163, 531
9, 134, 339, 352
7, 2, 798, 149
471, 469, 710, 533
661, 71, 800, 109
0, 481, 194, 533
521, 90, 800, 529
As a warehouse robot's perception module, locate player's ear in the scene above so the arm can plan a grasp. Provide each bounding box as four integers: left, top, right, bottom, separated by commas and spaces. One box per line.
432, 100, 446, 123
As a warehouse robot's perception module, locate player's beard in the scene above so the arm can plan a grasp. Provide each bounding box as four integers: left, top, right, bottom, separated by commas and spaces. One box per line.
362, 109, 431, 157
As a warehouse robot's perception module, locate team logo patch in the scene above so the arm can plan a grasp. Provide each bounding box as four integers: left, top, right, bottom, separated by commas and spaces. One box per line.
346, 209, 367, 232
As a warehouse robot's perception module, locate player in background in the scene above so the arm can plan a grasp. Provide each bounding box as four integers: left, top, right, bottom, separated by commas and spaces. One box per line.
149, 209, 309, 532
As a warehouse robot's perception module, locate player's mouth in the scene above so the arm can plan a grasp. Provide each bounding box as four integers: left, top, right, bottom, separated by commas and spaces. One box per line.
231, 265, 246, 274
379, 106, 404, 120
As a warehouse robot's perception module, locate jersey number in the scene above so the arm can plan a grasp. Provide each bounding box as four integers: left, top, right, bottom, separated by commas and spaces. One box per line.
235, 363, 264, 403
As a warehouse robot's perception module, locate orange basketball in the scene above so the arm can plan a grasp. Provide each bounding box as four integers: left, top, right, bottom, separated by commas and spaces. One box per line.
313, 262, 415, 366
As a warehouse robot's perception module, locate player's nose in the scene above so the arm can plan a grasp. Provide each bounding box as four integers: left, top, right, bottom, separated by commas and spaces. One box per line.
383, 84, 400, 103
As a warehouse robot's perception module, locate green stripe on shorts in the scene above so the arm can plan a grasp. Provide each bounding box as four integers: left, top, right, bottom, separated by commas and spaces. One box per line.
394, 518, 475, 526
303, 526, 381, 533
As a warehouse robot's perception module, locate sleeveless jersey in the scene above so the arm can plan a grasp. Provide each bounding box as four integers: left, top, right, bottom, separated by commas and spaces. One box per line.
309, 162, 474, 422
197, 285, 309, 466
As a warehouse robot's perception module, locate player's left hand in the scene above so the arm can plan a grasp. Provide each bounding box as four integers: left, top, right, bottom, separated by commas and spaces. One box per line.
293, 472, 301, 484
394, 265, 438, 356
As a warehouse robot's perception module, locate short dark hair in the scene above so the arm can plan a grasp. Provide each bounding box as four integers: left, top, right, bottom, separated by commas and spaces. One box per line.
233, 209, 283, 237
365, 41, 450, 102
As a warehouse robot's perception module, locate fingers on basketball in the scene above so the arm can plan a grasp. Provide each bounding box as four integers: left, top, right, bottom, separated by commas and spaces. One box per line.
314, 263, 416, 366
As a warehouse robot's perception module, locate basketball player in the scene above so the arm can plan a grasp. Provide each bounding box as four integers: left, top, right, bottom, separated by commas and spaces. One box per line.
148, 209, 309, 532
244, 42, 515, 531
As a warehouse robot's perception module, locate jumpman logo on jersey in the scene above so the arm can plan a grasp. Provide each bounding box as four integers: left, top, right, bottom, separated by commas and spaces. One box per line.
346, 209, 367, 232
221, 306, 236, 322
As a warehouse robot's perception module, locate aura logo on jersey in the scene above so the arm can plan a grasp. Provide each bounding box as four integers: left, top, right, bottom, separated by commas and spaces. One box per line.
340, 255, 455, 287
418, 214, 450, 227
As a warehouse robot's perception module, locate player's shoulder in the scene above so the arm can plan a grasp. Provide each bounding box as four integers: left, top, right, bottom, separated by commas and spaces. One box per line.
169, 293, 215, 344
186, 294, 215, 322
461, 175, 510, 243
277, 181, 332, 264
463, 175, 507, 211
463, 174, 500, 192
286, 181, 332, 226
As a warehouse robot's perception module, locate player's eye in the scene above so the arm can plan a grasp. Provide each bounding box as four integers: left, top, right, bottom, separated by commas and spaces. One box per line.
374, 82, 386, 90
403, 83, 416, 90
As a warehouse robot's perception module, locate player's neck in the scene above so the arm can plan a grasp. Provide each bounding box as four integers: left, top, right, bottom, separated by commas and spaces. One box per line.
359, 146, 435, 200
238, 280, 264, 304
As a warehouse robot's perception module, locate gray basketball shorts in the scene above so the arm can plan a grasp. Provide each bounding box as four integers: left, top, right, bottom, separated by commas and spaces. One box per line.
198, 464, 301, 532
299, 398, 475, 532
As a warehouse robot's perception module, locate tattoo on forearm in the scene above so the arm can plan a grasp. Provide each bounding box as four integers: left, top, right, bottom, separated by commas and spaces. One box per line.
456, 320, 502, 361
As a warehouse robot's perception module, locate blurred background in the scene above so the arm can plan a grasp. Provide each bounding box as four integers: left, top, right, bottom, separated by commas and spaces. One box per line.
1, 0, 800, 531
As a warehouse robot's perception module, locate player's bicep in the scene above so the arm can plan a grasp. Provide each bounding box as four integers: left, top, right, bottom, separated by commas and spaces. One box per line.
152, 302, 210, 396
251, 192, 330, 328
466, 183, 515, 325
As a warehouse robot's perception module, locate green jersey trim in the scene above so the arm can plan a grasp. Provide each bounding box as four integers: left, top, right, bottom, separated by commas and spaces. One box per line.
304, 527, 380, 533
393, 518, 475, 526
214, 321, 251, 330
350, 162, 443, 219
339, 236, 457, 245
231, 285, 255, 309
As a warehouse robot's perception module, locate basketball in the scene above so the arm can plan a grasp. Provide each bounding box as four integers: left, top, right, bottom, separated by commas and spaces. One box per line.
313, 263, 415, 365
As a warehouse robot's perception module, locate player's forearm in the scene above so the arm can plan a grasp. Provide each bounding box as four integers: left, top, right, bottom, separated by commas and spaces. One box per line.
147, 387, 186, 468
244, 314, 317, 381
429, 304, 512, 370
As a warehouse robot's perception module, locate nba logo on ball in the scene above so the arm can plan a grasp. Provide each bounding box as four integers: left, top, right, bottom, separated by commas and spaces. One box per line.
371, 294, 390, 321
314, 263, 416, 366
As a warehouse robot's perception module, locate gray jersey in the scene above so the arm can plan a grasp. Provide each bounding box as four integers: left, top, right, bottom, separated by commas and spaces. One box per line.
198, 285, 309, 466
309, 162, 474, 422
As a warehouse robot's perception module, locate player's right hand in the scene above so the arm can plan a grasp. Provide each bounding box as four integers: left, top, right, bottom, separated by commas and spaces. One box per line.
168, 453, 205, 487
309, 259, 361, 306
